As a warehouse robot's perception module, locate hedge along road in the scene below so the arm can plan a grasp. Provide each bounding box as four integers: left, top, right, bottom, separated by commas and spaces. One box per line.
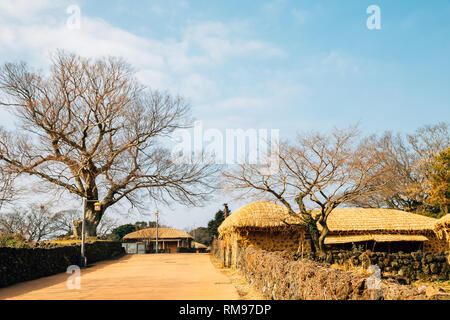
0, 253, 239, 300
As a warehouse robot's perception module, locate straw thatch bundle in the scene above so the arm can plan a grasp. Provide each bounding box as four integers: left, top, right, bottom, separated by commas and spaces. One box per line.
219, 201, 437, 237
321, 208, 436, 233
192, 241, 208, 249
123, 228, 193, 240
433, 215, 450, 239
218, 201, 304, 234
325, 234, 429, 245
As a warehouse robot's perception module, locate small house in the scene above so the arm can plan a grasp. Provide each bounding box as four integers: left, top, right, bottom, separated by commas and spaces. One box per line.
218, 201, 446, 267
123, 227, 193, 253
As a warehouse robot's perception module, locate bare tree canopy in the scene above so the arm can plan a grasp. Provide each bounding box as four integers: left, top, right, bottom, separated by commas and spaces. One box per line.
0, 205, 59, 242
0, 51, 216, 236
349, 122, 449, 216
0, 165, 16, 210
426, 147, 450, 215
224, 127, 389, 254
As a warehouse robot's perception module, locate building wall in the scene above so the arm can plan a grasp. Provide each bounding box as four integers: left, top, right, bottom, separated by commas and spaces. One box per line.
238, 229, 307, 252
164, 242, 177, 253
223, 228, 311, 267
139, 238, 192, 253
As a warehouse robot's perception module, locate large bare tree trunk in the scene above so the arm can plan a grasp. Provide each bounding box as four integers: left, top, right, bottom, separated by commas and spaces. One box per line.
72, 206, 103, 237
318, 228, 328, 255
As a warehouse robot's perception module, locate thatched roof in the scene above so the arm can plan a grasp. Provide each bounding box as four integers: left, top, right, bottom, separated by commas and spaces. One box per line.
218, 201, 302, 234
322, 208, 436, 233
433, 215, 450, 239
123, 228, 193, 240
218, 201, 437, 236
325, 234, 430, 245
192, 241, 208, 249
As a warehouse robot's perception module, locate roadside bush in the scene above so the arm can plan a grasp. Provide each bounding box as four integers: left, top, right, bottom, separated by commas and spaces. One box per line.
0, 233, 30, 248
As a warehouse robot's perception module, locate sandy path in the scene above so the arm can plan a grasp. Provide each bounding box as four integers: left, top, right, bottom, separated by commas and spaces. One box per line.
0, 253, 239, 300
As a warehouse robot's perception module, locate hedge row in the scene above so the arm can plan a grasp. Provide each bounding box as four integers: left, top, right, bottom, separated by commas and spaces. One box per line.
0, 241, 124, 288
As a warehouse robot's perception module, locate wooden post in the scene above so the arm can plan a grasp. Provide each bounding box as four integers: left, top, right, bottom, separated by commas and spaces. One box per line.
155, 211, 159, 254
224, 203, 229, 219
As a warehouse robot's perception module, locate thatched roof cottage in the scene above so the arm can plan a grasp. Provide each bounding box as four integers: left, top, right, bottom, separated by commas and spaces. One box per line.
433, 215, 450, 262
123, 227, 193, 253
434, 214, 450, 238
218, 201, 446, 266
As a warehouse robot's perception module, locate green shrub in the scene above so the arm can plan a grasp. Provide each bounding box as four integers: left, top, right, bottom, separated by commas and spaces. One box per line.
0, 233, 30, 248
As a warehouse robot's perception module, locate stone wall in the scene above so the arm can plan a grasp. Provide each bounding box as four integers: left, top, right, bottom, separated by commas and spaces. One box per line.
217, 230, 450, 284
235, 246, 449, 300
0, 241, 124, 288
222, 229, 311, 266
238, 230, 302, 251
305, 249, 450, 283
423, 237, 448, 254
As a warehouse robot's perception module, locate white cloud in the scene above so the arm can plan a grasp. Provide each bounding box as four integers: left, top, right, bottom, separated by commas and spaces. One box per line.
0, 0, 57, 21
214, 97, 271, 110
261, 0, 286, 15
322, 51, 361, 74
179, 74, 219, 102
0, 1, 295, 136
292, 9, 308, 24
0, 4, 284, 97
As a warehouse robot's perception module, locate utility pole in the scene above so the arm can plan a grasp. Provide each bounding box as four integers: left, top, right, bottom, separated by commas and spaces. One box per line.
80, 198, 87, 267
223, 203, 229, 219
155, 211, 159, 254
80, 199, 101, 268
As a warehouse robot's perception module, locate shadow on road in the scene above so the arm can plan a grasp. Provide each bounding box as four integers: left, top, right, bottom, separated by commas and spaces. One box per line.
0, 254, 132, 300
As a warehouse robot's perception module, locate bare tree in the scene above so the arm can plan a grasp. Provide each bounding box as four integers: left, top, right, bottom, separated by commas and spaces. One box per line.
0, 169, 14, 210
349, 123, 449, 215
52, 209, 81, 236
0, 136, 17, 210
224, 127, 389, 254
0, 205, 59, 242
97, 215, 119, 237
0, 51, 216, 236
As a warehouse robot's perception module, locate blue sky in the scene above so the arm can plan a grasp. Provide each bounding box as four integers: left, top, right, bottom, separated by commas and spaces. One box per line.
0, 0, 449, 229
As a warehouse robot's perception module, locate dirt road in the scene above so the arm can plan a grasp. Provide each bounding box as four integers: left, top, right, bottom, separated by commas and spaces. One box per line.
0, 253, 239, 300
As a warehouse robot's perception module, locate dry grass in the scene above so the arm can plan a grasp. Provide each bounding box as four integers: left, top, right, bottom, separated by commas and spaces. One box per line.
413, 279, 450, 294
330, 261, 374, 277
209, 254, 266, 300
